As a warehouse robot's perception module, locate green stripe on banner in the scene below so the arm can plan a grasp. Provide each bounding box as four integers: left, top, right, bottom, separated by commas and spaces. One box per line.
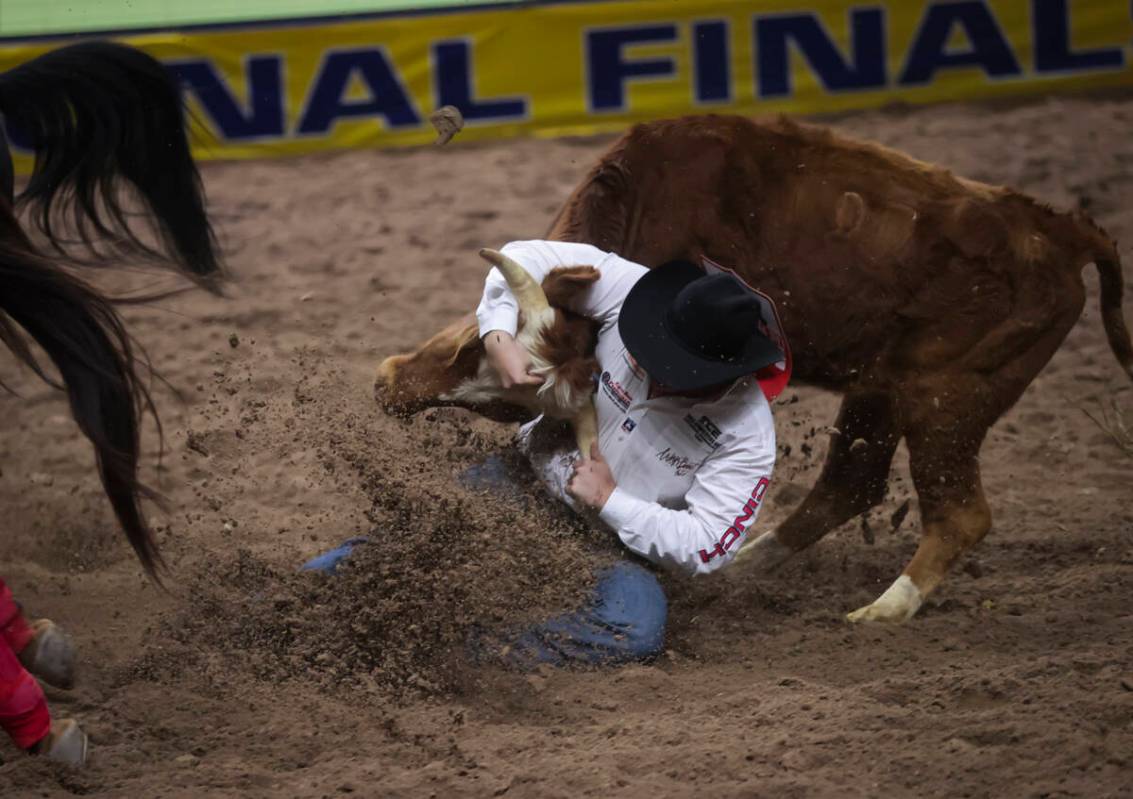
0, 0, 518, 38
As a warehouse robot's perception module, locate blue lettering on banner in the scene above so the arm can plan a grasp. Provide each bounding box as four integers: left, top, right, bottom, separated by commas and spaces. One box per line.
693, 20, 731, 103
433, 40, 528, 122
586, 24, 679, 112
297, 48, 421, 135
1033, 0, 1125, 74
900, 1, 1022, 85
755, 9, 887, 98
7, 0, 1132, 155
167, 56, 285, 140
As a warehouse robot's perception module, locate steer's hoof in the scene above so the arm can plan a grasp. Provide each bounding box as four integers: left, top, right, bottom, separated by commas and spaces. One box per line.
845, 575, 922, 624
846, 602, 912, 624
733, 531, 794, 574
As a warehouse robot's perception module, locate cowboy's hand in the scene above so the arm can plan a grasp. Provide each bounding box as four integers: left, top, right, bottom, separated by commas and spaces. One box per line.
484, 330, 544, 388
567, 443, 616, 510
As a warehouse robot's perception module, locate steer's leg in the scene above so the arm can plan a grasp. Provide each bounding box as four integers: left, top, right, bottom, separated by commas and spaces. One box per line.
846, 413, 990, 624
572, 401, 599, 455
846, 278, 1086, 624
737, 391, 901, 571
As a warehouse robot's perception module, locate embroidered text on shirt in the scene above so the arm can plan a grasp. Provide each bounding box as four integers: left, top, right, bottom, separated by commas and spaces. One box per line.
684, 414, 722, 450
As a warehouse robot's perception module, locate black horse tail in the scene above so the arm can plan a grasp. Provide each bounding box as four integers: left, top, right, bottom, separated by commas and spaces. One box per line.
0, 40, 222, 286
0, 207, 162, 578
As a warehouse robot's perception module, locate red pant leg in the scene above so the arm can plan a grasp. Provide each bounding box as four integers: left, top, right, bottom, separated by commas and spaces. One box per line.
0, 637, 50, 750
0, 578, 33, 654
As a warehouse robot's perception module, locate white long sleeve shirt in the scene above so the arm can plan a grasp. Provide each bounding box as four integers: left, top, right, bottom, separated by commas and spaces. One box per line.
476, 240, 776, 575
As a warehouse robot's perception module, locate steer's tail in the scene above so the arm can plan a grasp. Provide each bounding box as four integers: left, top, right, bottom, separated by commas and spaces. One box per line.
0, 40, 222, 284
1086, 231, 1133, 382
0, 207, 161, 578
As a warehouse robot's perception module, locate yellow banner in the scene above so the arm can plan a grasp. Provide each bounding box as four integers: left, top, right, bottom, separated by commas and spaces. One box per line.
1, 0, 1130, 165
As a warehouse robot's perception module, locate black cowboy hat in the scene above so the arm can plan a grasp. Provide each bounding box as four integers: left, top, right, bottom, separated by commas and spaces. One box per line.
618, 260, 784, 393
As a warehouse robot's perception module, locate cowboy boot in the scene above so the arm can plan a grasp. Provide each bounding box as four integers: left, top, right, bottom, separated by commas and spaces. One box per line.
17, 619, 75, 690
30, 718, 88, 766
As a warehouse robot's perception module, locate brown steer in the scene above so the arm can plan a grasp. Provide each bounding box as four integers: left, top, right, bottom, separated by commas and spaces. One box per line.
375, 114, 1132, 624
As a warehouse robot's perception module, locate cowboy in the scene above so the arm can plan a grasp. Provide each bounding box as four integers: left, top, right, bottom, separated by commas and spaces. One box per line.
464, 240, 785, 664
307, 241, 787, 667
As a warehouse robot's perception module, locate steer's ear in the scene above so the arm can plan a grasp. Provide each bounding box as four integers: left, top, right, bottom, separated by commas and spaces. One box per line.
543, 265, 600, 309
555, 356, 601, 404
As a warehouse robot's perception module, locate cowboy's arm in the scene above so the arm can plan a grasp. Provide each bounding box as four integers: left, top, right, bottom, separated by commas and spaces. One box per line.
476, 240, 645, 338
597, 432, 776, 575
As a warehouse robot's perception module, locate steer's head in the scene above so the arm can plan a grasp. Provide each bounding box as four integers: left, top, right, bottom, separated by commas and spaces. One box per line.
374, 249, 601, 423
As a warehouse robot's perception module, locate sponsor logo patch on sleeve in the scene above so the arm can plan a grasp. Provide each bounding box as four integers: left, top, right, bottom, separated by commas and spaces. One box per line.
600, 370, 633, 412
699, 477, 771, 564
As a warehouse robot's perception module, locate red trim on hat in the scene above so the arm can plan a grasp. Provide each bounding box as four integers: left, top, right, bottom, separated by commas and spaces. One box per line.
699, 257, 793, 402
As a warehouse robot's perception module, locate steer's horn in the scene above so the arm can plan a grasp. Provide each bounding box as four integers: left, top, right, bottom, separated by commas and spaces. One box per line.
479, 248, 549, 313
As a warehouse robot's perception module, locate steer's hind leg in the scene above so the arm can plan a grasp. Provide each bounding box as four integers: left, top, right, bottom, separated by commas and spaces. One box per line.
847, 287, 1086, 624
847, 415, 990, 624
737, 391, 900, 572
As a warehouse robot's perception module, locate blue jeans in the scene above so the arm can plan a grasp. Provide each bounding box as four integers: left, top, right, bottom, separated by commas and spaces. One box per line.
300, 457, 668, 668
499, 559, 666, 667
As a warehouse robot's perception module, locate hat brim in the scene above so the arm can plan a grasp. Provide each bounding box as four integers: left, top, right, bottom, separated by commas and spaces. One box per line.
618, 261, 784, 393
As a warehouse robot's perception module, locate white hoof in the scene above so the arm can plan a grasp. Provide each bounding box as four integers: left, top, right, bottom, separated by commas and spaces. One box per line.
846, 575, 923, 624
734, 531, 795, 573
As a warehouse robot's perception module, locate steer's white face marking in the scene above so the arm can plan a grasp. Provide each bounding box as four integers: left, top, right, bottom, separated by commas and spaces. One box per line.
527, 327, 592, 416
734, 530, 795, 573
846, 574, 923, 624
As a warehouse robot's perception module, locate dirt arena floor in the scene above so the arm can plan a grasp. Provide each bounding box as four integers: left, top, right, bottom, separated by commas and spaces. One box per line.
1, 95, 1131, 797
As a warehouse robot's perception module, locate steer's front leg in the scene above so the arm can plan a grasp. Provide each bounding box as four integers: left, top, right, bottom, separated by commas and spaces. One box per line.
734, 530, 797, 573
